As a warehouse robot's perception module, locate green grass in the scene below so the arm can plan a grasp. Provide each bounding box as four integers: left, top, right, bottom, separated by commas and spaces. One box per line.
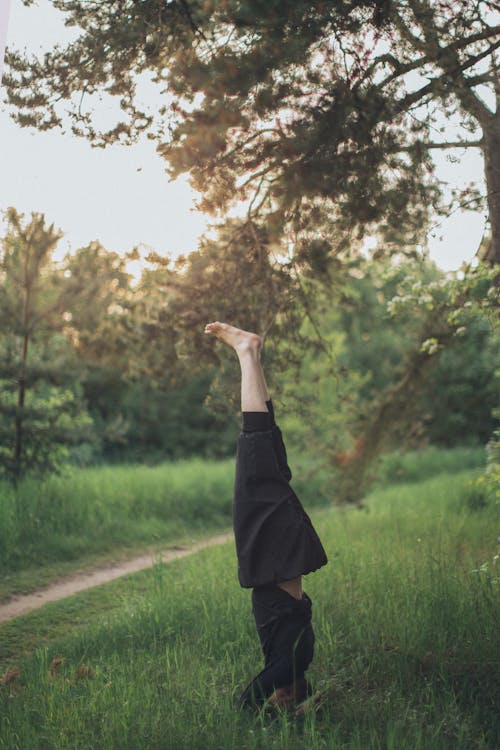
374, 445, 485, 486
0, 454, 331, 598
1, 466, 498, 749
0, 459, 232, 570
0, 447, 484, 577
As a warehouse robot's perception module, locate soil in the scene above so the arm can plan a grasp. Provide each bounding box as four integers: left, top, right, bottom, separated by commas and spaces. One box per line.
0, 532, 232, 625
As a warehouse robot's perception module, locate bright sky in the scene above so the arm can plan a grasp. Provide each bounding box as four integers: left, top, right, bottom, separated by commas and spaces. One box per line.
0, 0, 489, 273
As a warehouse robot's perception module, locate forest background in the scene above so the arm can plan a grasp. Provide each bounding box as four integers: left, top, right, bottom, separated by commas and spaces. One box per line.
0, 0, 499, 498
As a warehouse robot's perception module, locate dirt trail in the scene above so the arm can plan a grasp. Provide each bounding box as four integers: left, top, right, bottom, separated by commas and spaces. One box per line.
0, 532, 233, 625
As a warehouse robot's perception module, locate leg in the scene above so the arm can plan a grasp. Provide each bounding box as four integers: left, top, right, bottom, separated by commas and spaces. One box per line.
267, 402, 293, 482
239, 645, 313, 709
257, 357, 271, 402
205, 322, 301, 600
240, 599, 315, 709
204, 321, 291, 478
204, 322, 268, 413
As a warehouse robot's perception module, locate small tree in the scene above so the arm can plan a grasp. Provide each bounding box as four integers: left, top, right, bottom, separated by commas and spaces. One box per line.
0, 208, 92, 481
333, 258, 498, 503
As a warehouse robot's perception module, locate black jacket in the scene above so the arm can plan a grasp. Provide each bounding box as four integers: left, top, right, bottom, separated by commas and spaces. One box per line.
233, 429, 328, 589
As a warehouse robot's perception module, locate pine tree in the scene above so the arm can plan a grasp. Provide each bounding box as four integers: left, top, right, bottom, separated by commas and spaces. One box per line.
0, 209, 92, 481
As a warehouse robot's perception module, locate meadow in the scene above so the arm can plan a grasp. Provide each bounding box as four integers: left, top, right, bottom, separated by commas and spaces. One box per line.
0, 452, 333, 600
0, 446, 484, 599
0, 448, 497, 749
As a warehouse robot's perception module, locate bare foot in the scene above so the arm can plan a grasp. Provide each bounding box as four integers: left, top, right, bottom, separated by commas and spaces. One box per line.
204, 322, 262, 356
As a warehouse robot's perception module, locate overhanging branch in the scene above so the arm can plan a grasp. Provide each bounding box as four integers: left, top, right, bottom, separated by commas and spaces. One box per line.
418, 140, 483, 150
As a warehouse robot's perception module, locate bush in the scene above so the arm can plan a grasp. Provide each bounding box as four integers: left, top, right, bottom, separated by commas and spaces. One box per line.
460, 475, 496, 511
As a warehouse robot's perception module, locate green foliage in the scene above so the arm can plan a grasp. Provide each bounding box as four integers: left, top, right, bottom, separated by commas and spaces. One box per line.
0, 210, 245, 474
275, 277, 367, 464
5, 1, 499, 260
0, 209, 93, 482
61, 241, 137, 370
0, 381, 93, 480
0, 208, 64, 332
335, 255, 440, 399
273, 255, 497, 503
423, 316, 499, 445
374, 445, 485, 487
346, 258, 498, 484
384, 259, 499, 447
386, 260, 498, 339
338, 257, 499, 448
460, 474, 497, 511
119, 374, 238, 461
1, 205, 496, 489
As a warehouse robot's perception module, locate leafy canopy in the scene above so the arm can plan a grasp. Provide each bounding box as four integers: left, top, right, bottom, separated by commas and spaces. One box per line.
5, 1, 499, 261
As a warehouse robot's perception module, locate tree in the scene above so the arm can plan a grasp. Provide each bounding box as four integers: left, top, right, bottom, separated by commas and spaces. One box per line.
0, 208, 92, 480
4, 1, 499, 261
423, 313, 499, 445
331, 257, 498, 502
57, 239, 243, 462
335, 255, 498, 445
4, 2, 498, 495
61, 241, 138, 370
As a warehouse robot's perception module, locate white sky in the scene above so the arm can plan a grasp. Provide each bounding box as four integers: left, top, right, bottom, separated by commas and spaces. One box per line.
0, 0, 489, 273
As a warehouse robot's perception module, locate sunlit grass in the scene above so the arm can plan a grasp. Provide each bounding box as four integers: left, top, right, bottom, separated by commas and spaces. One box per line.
374, 445, 485, 486
0, 466, 497, 749
0, 446, 485, 582
0, 459, 236, 575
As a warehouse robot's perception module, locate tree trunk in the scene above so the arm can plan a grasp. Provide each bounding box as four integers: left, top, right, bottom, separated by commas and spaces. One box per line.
481, 107, 500, 265
334, 312, 457, 505
13, 260, 31, 480
13, 333, 29, 480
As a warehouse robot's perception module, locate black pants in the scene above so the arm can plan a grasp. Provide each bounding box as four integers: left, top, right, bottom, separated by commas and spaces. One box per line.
240, 585, 315, 708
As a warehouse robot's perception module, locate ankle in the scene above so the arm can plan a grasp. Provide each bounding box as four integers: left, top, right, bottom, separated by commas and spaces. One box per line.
236, 341, 260, 360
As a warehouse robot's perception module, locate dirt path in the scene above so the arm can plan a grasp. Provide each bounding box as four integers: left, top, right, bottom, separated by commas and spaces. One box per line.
0, 532, 233, 625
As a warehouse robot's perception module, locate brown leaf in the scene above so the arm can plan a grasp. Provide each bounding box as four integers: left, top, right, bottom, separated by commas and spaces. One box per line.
0, 667, 20, 686
75, 664, 93, 680
48, 657, 63, 678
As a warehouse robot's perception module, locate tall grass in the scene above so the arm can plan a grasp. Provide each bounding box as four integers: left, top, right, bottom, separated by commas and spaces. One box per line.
374, 445, 485, 486
0, 455, 331, 575
0, 445, 486, 575
0, 467, 497, 749
0, 459, 232, 573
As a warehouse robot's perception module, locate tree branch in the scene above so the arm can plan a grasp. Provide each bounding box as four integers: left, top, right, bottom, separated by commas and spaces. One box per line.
388, 37, 500, 124
421, 140, 483, 149
177, 0, 208, 41
412, 0, 500, 124
365, 22, 500, 92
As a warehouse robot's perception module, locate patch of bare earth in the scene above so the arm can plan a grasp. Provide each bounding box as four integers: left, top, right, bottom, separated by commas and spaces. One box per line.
0, 532, 232, 624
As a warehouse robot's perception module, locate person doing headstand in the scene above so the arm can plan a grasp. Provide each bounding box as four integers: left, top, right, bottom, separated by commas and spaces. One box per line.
204, 322, 328, 710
